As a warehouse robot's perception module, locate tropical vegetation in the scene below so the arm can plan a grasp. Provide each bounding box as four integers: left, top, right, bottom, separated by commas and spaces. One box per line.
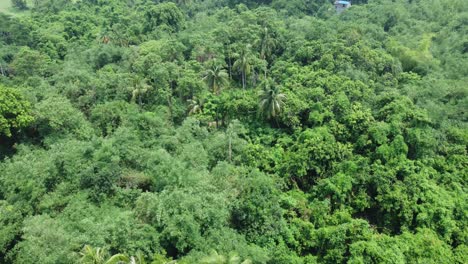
0, 0, 467, 263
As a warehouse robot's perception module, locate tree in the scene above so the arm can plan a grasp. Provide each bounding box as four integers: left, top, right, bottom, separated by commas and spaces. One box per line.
11, 0, 28, 10
257, 81, 285, 123
80, 245, 129, 264
176, 0, 192, 6
135, 188, 230, 257
0, 85, 33, 137
34, 95, 94, 142
200, 250, 252, 264
10, 47, 50, 77
233, 45, 254, 90
1, 0, 467, 263
131, 76, 151, 108
203, 63, 229, 95
256, 27, 276, 61
187, 96, 204, 115
0, 201, 23, 263
150, 62, 180, 123
144, 3, 184, 33
232, 170, 286, 245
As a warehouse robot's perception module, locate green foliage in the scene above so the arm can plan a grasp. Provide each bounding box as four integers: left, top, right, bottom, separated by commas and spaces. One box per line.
10, 47, 51, 77
0, 0, 466, 263
11, 0, 28, 10
0, 201, 22, 263
34, 95, 94, 142
79, 245, 130, 264
257, 81, 285, 121
0, 85, 33, 137
203, 63, 229, 95
232, 171, 286, 245
144, 2, 185, 33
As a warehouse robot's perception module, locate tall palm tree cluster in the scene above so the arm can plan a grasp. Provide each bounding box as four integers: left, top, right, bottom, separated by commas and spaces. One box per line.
198, 26, 277, 91
133, 26, 285, 125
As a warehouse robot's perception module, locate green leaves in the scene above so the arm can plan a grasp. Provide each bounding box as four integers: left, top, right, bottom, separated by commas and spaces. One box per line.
0, 0, 466, 263
80, 245, 135, 264
349, 229, 457, 264
232, 170, 286, 245
0, 85, 33, 137
279, 127, 352, 184
10, 47, 51, 78
34, 95, 94, 143
257, 81, 285, 121
144, 3, 185, 33
135, 187, 230, 256
233, 44, 255, 89
203, 63, 229, 95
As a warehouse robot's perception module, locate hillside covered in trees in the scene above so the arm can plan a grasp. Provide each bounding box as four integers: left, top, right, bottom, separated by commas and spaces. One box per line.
0, 0, 467, 263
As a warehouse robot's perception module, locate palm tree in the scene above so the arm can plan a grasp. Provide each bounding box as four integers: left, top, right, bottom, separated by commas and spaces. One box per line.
257, 27, 276, 61
97, 28, 111, 44
200, 250, 252, 264
203, 63, 229, 95
79, 245, 129, 264
256, 27, 276, 79
131, 76, 150, 107
80, 246, 151, 264
187, 96, 204, 115
0, 62, 6, 76
258, 82, 286, 125
128, 252, 147, 264
233, 45, 254, 90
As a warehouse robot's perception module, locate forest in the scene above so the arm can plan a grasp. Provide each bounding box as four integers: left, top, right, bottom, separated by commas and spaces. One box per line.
0, 0, 467, 263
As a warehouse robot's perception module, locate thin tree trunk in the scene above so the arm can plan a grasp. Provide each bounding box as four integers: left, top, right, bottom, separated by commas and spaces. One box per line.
167, 95, 173, 123
178, 71, 183, 100
228, 135, 232, 163
222, 112, 227, 127
228, 56, 232, 78
168, 83, 174, 123
242, 71, 245, 90
252, 71, 255, 87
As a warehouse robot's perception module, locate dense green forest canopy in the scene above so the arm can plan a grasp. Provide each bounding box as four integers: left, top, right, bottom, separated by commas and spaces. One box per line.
0, 0, 467, 263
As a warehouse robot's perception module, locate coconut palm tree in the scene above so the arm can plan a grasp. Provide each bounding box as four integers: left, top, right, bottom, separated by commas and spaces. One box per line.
233, 45, 254, 90
257, 27, 276, 61
258, 82, 286, 124
200, 250, 252, 264
128, 252, 147, 264
131, 76, 150, 107
187, 95, 204, 115
80, 246, 151, 264
79, 245, 129, 264
256, 27, 276, 79
203, 63, 229, 95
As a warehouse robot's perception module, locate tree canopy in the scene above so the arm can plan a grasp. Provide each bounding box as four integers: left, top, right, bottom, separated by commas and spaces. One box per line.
0, 0, 467, 263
